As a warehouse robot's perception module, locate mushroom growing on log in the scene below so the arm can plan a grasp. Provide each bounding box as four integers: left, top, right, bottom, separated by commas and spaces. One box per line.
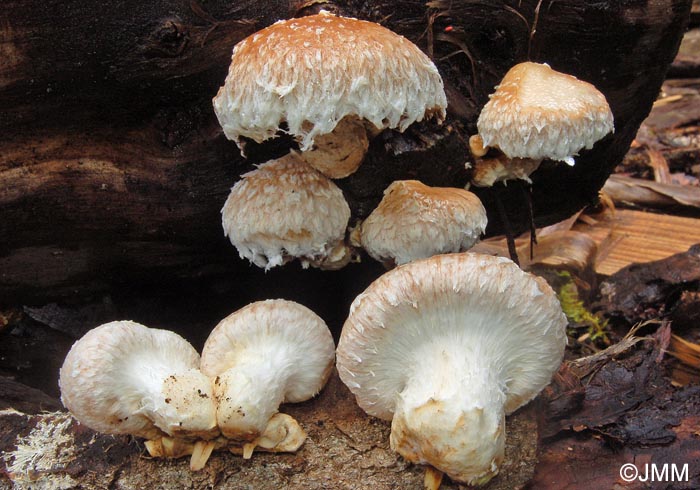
212, 11, 447, 179
221, 153, 352, 270
359, 180, 487, 266
336, 253, 568, 485
470, 61, 614, 186
58, 320, 219, 470
0, 0, 691, 307
200, 299, 335, 451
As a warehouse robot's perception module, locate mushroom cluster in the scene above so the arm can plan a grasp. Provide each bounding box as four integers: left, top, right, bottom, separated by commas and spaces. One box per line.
469, 61, 614, 186
59, 300, 335, 469
213, 11, 448, 270
336, 252, 568, 486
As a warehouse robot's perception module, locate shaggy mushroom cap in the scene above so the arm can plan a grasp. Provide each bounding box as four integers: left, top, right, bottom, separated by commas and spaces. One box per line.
476, 61, 614, 166
200, 300, 335, 441
336, 253, 567, 485
59, 321, 217, 441
221, 152, 351, 270
213, 11, 446, 178
360, 180, 487, 266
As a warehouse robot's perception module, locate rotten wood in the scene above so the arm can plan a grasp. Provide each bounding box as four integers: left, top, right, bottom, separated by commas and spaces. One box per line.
0, 378, 61, 415
670, 27, 700, 77
0, 0, 691, 303
598, 244, 700, 323
534, 329, 700, 489
572, 209, 700, 275
670, 291, 700, 330
0, 373, 540, 490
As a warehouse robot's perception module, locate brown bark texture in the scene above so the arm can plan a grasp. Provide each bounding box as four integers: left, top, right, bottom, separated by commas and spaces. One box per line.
0, 0, 692, 304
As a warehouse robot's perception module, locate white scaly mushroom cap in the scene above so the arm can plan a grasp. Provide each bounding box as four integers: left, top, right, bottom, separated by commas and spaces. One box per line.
200, 300, 335, 440
360, 180, 487, 266
212, 11, 446, 152
59, 321, 218, 440
477, 61, 614, 165
221, 152, 351, 270
336, 253, 567, 485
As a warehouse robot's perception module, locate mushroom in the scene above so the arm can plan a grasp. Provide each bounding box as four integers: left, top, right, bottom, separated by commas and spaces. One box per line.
59, 321, 218, 469
468, 154, 543, 188
470, 61, 614, 186
212, 11, 446, 179
336, 253, 568, 486
221, 152, 352, 270
200, 299, 335, 455
146, 413, 307, 461
359, 180, 487, 266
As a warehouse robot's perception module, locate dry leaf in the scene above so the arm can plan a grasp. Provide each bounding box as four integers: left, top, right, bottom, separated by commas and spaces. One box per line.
602, 174, 700, 208
668, 334, 700, 386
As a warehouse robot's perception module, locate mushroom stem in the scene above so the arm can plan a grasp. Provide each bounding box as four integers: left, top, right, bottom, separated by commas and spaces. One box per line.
390, 343, 507, 486
190, 440, 217, 471
214, 355, 291, 441
147, 368, 218, 439
468, 134, 488, 158
424, 466, 444, 490
144, 436, 195, 459
235, 413, 307, 459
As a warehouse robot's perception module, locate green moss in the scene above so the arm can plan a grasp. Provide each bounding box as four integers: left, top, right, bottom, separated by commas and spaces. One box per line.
556, 271, 609, 343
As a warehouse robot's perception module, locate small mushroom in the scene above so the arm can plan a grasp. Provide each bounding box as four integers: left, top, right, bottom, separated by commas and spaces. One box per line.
359, 180, 487, 266
200, 300, 335, 450
59, 321, 218, 469
146, 413, 307, 463
470, 61, 614, 186
221, 152, 352, 270
213, 11, 446, 178
236, 413, 307, 459
336, 253, 567, 486
469, 153, 543, 188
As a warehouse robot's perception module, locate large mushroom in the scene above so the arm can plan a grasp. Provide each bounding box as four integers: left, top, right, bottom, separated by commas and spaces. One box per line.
213, 11, 446, 179
58, 321, 218, 469
200, 299, 335, 457
470, 61, 614, 186
221, 152, 351, 270
359, 180, 487, 266
336, 253, 568, 486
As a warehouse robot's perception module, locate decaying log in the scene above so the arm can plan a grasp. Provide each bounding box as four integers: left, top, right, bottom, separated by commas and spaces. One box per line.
598, 244, 700, 323
0, 0, 692, 303
535, 328, 700, 489
0, 373, 539, 490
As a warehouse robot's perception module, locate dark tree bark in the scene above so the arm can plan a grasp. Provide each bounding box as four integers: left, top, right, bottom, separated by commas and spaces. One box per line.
0, 0, 692, 305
